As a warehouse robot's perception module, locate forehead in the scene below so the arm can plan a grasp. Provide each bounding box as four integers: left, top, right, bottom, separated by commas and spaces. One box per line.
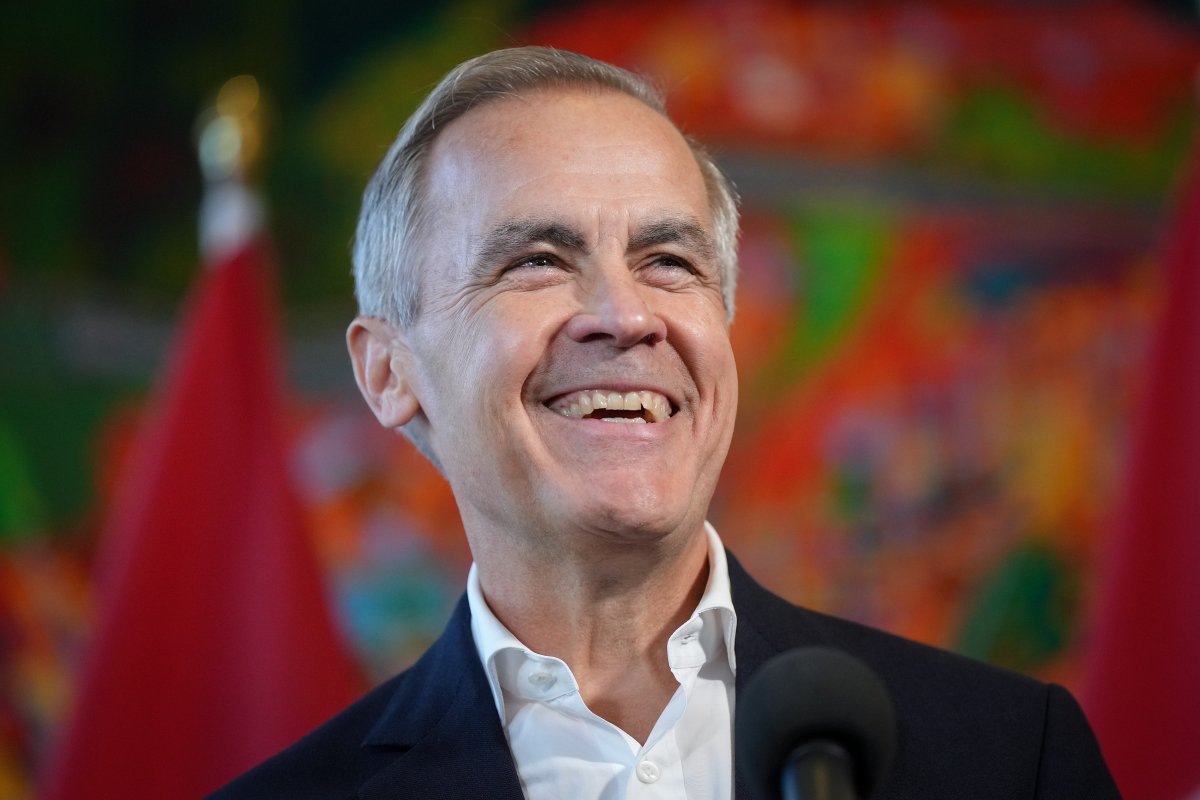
423, 88, 711, 237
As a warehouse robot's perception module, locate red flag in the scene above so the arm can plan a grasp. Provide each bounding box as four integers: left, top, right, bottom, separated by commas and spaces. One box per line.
43, 185, 363, 799
1082, 136, 1200, 800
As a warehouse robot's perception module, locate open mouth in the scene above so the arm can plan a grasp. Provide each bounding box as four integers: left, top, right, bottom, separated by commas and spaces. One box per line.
547, 389, 673, 424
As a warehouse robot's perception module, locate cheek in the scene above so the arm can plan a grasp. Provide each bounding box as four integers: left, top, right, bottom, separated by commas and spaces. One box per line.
668, 307, 737, 388
704, 343, 739, 438
422, 303, 558, 420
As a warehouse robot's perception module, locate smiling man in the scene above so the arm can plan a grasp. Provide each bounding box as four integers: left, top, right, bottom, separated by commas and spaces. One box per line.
210, 47, 1119, 799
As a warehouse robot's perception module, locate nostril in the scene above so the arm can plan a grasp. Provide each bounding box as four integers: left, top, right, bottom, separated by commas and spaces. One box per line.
576, 330, 612, 344
563, 311, 665, 347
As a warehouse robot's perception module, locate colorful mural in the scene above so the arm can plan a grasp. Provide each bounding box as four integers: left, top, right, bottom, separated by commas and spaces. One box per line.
1, 1, 1197, 796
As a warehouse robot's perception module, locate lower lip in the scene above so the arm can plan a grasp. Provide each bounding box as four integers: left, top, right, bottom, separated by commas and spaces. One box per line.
540, 407, 674, 439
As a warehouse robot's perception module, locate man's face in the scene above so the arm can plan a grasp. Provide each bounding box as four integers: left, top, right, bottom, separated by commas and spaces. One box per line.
399, 88, 738, 555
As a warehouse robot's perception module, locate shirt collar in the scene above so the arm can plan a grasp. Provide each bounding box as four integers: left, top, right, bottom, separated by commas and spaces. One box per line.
467, 522, 738, 721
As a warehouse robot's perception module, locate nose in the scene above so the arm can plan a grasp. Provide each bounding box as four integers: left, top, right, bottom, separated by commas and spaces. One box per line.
564, 263, 667, 347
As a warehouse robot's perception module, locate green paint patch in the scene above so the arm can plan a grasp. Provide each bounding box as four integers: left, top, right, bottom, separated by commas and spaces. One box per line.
774, 207, 895, 384
955, 539, 1078, 673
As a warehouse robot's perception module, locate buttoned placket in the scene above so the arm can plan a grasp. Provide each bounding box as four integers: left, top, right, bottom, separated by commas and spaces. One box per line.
469, 524, 737, 800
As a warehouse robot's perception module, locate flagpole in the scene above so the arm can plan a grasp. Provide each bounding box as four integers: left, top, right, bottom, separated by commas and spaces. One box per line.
43, 76, 362, 800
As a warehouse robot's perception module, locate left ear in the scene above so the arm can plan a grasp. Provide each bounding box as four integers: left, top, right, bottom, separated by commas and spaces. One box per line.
346, 316, 421, 429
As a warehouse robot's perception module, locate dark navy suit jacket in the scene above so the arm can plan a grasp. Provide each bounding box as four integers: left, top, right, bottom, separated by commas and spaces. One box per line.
209, 553, 1120, 799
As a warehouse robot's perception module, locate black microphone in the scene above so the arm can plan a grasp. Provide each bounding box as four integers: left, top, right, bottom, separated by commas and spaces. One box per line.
736, 646, 897, 800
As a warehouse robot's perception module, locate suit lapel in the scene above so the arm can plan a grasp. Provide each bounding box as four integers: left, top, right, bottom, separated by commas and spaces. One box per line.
728, 549, 828, 678
356, 597, 526, 800
728, 551, 828, 800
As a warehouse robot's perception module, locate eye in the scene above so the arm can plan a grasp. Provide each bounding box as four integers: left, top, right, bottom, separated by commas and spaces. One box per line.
495, 252, 571, 289
511, 253, 559, 270
647, 253, 698, 274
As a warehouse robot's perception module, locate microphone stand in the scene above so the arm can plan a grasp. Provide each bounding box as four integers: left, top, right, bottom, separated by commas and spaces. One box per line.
782, 740, 857, 800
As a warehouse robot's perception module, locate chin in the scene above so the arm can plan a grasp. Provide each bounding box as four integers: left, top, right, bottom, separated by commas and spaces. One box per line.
562, 478, 698, 544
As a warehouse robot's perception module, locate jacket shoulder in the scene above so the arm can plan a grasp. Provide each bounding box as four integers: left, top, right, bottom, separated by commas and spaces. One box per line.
205, 671, 410, 800
728, 552, 1119, 798
206, 596, 479, 799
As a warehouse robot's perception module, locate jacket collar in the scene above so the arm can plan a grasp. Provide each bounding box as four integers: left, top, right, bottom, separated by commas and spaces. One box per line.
356, 596, 526, 800
354, 549, 809, 800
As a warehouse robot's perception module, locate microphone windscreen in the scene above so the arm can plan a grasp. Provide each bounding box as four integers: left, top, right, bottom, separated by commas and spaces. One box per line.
735, 646, 897, 800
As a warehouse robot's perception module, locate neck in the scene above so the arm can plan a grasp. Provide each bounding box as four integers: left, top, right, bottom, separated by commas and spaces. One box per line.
473, 521, 711, 742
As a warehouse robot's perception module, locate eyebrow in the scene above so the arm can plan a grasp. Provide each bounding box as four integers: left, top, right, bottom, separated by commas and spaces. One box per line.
627, 218, 716, 263
471, 215, 716, 278
471, 220, 588, 278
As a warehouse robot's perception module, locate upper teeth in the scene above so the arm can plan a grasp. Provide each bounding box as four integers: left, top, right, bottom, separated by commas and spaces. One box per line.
551, 389, 672, 423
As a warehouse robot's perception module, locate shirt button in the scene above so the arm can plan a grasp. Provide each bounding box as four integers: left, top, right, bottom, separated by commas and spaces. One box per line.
635, 760, 661, 784
528, 671, 556, 689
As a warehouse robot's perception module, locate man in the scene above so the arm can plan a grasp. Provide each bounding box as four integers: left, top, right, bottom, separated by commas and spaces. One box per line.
212, 47, 1119, 799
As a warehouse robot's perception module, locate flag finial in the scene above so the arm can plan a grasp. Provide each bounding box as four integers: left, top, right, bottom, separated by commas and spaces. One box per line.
196, 75, 264, 184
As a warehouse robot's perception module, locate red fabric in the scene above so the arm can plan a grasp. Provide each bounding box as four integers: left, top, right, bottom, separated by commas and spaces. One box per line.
44, 240, 363, 799
1083, 139, 1200, 800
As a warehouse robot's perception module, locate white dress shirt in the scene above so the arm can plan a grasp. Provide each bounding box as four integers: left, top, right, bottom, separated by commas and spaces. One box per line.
467, 522, 738, 800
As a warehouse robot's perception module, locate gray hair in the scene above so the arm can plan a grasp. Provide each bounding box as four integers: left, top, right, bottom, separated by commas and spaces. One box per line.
351, 46, 740, 327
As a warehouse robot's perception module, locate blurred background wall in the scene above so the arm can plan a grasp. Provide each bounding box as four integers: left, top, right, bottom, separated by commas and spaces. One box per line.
2, 1, 1199, 796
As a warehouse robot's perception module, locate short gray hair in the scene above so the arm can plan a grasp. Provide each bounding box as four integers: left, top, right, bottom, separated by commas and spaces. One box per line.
351, 46, 740, 327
